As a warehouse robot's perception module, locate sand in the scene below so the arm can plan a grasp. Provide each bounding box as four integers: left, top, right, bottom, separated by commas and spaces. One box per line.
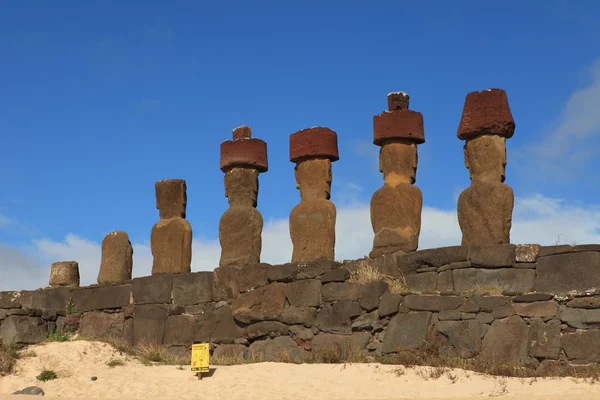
1, 341, 599, 399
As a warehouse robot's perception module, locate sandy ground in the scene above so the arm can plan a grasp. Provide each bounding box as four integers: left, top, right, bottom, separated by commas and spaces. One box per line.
0, 341, 600, 399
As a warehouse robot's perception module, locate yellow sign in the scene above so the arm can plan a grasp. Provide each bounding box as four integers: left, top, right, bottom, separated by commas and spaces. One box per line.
191, 343, 210, 373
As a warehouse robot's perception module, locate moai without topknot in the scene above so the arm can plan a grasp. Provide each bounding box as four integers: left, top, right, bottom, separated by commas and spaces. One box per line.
150, 179, 192, 274
219, 125, 268, 267
289, 127, 339, 262
49, 261, 80, 287
457, 88, 515, 246
98, 231, 133, 284
370, 92, 425, 257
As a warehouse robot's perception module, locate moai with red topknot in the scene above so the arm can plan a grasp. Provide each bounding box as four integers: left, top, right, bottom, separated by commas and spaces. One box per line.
289, 127, 339, 262
370, 92, 425, 257
150, 179, 192, 274
98, 231, 133, 284
457, 88, 515, 245
219, 126, 268, 267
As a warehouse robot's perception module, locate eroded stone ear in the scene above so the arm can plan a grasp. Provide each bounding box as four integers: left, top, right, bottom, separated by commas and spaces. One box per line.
224, 174, 229, 198
378, 148, 384, 173
463, 144, 469, 170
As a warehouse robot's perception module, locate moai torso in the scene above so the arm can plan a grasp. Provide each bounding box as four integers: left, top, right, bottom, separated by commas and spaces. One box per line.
218, 126, 268, 267
289, 127, 339, 263
98, 231, 133, 284
370, 92, 425, 257
49, 261, 80, 287
456, 89, 516, 246
150, 179, 192, 274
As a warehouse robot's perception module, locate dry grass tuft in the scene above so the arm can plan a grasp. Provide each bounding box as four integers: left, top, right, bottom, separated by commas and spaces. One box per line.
0, 345, 17, 376
349, 259, 408, 294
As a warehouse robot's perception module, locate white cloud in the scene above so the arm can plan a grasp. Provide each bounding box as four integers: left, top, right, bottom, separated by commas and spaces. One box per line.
1, 193, 599, 291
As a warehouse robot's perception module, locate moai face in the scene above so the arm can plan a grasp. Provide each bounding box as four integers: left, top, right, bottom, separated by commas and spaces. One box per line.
464, 135, 507, 183
295, 158, 332, 200
224, 168, 259, 207
379, 141, 418, 186
155, 179, 187, 219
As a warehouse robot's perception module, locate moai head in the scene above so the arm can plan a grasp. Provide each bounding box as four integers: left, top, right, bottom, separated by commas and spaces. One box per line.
155, 179, 187, 219
220, 125, 268, 207
373, 92, 425, 185
289, 127, 339, 201
457, 89, 515, 184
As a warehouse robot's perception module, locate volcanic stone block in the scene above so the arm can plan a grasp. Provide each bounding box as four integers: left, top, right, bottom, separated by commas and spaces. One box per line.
212, 265, 239, 302
248, 336, 305, 363
98, 231, 133, 284
172, 272, 213, 305
0, 316, 47, 346
315, 302, 355, 335
195, 305, 242, 344
404, 295, 463, 312
322, 283, 359, 302
562, 330, 600, 363
457, 88, 515, 140
238, 263, 269, 292
163, 314, 197, 346
279, 306, 317, 327
79, 311, 124, 339
452, 268, 535, 294
559, 308, 600, 329
469, 244, 516, 267
515, 244, 540, 263
151, 179, 192, 275
20, 287, 70, 310
311, 332, 371, 359
529, 318, 561, 360
358, 280, 388, 311
231, 283, 286, 324
370, 92, 425, 257
378, 292, 402, 317
480, 315, 529, 365
512, 301, 559, 318
71, 285, 131, 312
382, 311, 432, 353
0, 291, 25, 309
567, 297, 600, 309
437, 270, 454, 291
132, 274, 173, 304
244, 321, 289, 340
133, 304, 167, 345
289, 127, 339, 263
538, 245, 572, 257
436, 320, 482, 358
406, 272, 437, 292
219, 126, 268, 267
536, 252, 600, 293
49, 261, 80, 287
285, 279, 321, 308
319, 268, 350, 283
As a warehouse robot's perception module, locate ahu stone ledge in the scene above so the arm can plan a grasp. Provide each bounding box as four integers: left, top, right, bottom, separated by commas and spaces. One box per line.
2, 245, 600, 369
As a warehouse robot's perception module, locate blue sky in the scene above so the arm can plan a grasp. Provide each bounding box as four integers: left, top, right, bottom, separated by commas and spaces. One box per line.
1, 1, 600, 290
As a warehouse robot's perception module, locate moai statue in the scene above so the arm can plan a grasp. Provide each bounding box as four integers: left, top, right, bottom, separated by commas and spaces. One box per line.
218, 125, 268, 267
289, 127, 339, 262
98, 231, 134, 284
457, 88, 515, 246
370, 92, 425, 257
150, 179, 192, 274
49, 261, 80, 287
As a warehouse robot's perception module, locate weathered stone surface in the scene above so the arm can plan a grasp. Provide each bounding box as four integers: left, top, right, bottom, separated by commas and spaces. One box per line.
567, 297, 600, 309
49, 261, 80, 287
492, 304, 515, 319
132, 274, 172, 304
469, 245, 516, 267
0, 316, 46, 345
319, 268, 349, 283
476, 313, 494, 324
538, 245, 572, 257
351, 310, 378, 331
397, 246, 469, 275
21, 287, 70, 310
248, 336, 305, 363
79, 311, 124, 339
559, 308, 600, 329
573, 244, 600, 252
436, 320, 482, 358
514, 293, 554, 302
267, 261, 338, 282
437, 271, 454, 291
404, 295, 463, 311
516, 244, 540, 263
212, 266, 239, 302
472, 295, 510, 312
457, 88, 515, 140
213, 344, 247, 360
72, 285, 131, 312
0, 291, 25, 309
314, 302, 356, 335
480, 315, 529, 365
514, 263, 536, 269
123, 318, 133, 345
244, 321, 289, 340
289, 325, 314, 341
513, 301, 559, 318
98, 231, 133, 284
378, 292, 402, 317
536, 252, 600, 293
133, 304, 167, 345
290, 144, 337, 262
452, 268, 535, 294
438, 261, 471, 272
238, 263, 269, 292
311, 332, 370, 359
195, 305, 242, 344
285, 280, 321, 307
358, 280, 388, 311
438, 310, 462, 321
279, 306, 316, 327
219, 162, 265, 268
151, 179, 192, 275
562, 330, 600, 362
322, 283, 359, 302
11, 386, 45, 396
381, 311, 432, 353
163, 315, 196, 345
406, 272, 436, 292
172, 272, 213, 305
231, 283, 286, 324
529, 318, 561, 359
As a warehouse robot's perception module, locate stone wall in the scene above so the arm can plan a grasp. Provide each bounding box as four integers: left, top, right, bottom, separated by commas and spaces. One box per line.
2, 244, 600, 371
